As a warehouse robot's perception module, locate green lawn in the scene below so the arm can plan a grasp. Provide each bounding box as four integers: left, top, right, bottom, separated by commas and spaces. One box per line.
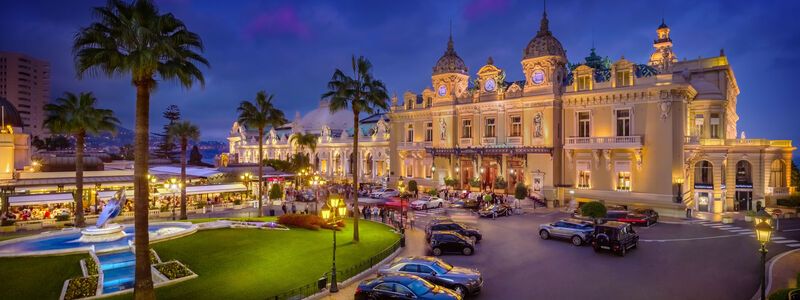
0, 254, 84, 299
187, 216, 277, 224
0, 231, 36, 242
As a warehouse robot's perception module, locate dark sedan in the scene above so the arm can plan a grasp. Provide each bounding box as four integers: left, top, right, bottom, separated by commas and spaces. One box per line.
478, 204, 512, 218
428, 231, 475, 256
378, 256, 483, 298
355, 274, 461, 300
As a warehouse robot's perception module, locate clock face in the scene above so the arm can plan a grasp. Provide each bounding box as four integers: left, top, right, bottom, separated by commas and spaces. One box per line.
532, 70, 545, 84
484, 78, 496, 92
437, 85, 447, 96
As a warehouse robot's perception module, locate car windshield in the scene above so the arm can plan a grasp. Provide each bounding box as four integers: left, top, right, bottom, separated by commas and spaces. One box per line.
431, 260, 453, 273
406, 279, 434, 296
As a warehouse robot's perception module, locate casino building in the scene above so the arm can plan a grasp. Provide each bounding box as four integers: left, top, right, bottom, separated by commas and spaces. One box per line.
387, 11, 795, 216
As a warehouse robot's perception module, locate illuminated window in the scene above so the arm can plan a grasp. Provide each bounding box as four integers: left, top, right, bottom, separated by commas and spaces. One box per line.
462, 119, 472, 138
485, 118, 496, 138
577, 112, 591, 137
615, 109, 631, 136
406, 124, 414, 142
425, 122, 433, 142
770, 160, 786, 188
617, 172, 631, 191
615, 70, 632, 87
426, 97, 432, 108
577, 171, 591, 189
710, 113, 720, 139
577, 75, 592, 91
510, 115, 522, 137
694, 114, 704, 137
405, 100, 412, 110
406, 164, 413, 178
425, 164, 432, 178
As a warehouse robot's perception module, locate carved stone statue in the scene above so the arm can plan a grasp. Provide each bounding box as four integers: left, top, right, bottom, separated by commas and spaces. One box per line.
439, 118, 447, 141
533, 112, 544, 138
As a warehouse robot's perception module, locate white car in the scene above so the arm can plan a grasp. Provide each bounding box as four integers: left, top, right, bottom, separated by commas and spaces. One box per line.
372, 188, 397, 199
410, 197, 446, 210
370, 189, 388, 198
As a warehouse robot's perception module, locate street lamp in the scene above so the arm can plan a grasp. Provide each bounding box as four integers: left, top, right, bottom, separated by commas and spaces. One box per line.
240, 172, 254, 200
755, 221, 773, 300
397, 178, 407, 234
165, 178, 180, 221
755, 209, 772, 226
321, 195, 347, 293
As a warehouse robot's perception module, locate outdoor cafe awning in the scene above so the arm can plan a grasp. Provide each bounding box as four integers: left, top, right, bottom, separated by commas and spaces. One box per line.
96, 184, 249, 200
8, 193, 74, 206
97, 190, 134, 201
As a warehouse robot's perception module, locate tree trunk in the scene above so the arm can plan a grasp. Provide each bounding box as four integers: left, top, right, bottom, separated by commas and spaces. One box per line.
133, 83, 155, 300
257, 128, 264, 217
74, 131, 86, 227
180, 138, 188, 220
352, 110, 360, 242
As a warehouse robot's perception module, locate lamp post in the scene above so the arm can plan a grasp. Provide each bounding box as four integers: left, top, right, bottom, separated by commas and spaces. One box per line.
755, 220, 773, 300
240, 172, 254, 200
455, 164, 461, 190
320, 195, 347, 293
397, 178, 406, 234
311, 175, 326, 214
166, 178, 180, 221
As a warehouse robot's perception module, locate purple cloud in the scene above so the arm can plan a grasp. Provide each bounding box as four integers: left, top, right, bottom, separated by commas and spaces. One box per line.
463, 0, 510, 21
243, 6, 311, 39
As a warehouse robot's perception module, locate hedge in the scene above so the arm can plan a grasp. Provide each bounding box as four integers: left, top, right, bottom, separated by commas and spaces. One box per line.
64, 276, 98, 300
84, 256, 98, 276
154, 261, 193, 280
277, 214, 344, 231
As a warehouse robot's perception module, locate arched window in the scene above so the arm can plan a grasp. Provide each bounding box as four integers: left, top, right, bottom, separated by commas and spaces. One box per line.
694, 160, 713, 187
735, 161, 752, 186
770, 160, 786, 187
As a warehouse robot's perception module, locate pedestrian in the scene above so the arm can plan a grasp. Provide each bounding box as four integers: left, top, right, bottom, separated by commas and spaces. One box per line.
408, 212, 415, 229
281, 203, 287, 215
291, 202, 297, 214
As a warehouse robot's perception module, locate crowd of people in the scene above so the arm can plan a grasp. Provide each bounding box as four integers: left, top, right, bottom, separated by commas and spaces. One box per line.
2, 205, 72, 222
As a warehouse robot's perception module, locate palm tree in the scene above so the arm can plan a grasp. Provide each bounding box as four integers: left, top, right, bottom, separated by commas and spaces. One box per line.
322, 56, 388, 242
167, 120, 200, 220
290, 132, 318, 168
73, 1, 208, 298
237, 91, 287, 217
43, 92, 119, 228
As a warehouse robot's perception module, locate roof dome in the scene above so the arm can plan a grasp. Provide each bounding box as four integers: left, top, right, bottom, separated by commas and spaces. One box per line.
433, 35, 468, 75
298, 99, 353, 133
523, 12, 566, 59
0, 97, 24, 129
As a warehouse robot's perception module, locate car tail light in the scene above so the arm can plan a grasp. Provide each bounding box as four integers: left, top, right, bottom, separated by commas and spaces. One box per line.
355, 286, 362, 293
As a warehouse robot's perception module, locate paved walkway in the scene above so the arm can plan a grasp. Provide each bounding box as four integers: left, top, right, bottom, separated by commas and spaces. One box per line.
763, 249, 800, 298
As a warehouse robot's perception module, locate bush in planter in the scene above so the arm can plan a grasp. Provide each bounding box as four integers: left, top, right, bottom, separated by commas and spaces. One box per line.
469, 178, 481, 188
1, 219, 16, 226
444, 177, 458, 187
55, 213, 70, 222
269, 183, 283, 200
515, 182, 528, 200
580, 201, 607, 223
493, 176, 507, 189
64, 276, 98, 300
85, 256, 99, 276
154, 261, 193, 280
233, 199, 243, 205
425, 188, 437, 197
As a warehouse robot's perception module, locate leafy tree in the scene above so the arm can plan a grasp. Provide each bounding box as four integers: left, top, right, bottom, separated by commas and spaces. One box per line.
407, 180, 418, 194
237, 91, 287, 217
153, 105, 180, 160
514, 182, 528, 200
269, 183, 283, 200
189, 145, 202, 165
580, 201, 607, 223
73, 0, 209, 297
119, 144, 134, 160
44, 91, 119, 227
444, 177, 458, 187
322, 55, 389, 242
167, 120, 200, 220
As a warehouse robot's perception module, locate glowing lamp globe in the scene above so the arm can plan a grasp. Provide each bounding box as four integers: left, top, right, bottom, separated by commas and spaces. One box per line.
755, 221, 773, 245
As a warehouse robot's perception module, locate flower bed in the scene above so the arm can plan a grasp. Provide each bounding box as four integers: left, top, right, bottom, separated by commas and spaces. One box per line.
277, 214, 344, 231
63, 275, 98, 300
154, 261, 194, 280
84, 255, 98, 276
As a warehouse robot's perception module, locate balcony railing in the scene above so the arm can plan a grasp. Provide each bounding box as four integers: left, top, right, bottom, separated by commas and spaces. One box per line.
507, 136, 522, 145
481, 137, 497, 145
398, 141, 425, 149
767, 186, 792, 196
564, 136, 642, 149
459, 138, 472, 146
685, 137, 793, 148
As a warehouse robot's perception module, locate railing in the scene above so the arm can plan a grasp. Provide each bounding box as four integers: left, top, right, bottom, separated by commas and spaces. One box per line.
398, 141, 425, 149
507, 136, 522, 145
564, 136, 642, 149
481, 137, 497, 145
686, 137, 793, 148
768, 186, 792, 195
459, 138, 472, 146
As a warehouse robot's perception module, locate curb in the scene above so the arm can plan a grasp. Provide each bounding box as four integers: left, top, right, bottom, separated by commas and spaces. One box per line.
750, 248, 800, 300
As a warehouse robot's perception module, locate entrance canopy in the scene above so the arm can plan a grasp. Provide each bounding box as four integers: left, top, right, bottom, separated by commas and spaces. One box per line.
8, 193, 74, 206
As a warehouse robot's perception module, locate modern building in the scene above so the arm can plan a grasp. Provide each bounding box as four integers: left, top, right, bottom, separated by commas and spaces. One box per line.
387, 12, 795, 216
0, 52, 50, 137
225, 99, 391, 185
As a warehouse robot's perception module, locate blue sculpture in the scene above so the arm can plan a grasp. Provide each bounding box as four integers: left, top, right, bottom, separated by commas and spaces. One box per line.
96, 189, 128, 228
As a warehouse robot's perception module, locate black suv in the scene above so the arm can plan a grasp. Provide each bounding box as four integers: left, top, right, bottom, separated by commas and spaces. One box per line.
428, 231, 475, 256
426, 221, 482, 243
591, 221, 639, 256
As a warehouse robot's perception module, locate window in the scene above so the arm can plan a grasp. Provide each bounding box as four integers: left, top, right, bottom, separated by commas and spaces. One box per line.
510, 115, 522, 137
770, 160, 786, 188
462, 120, 472, 138
406, 101, 412, 110
577, 112, 591, 137
418, 265, 435, 274
406, 164, 413, 178
615, 70, 632, 87
485, 118, 496, 137
694, 161, 713, 187
406, 124, 414, 142
425, 122, 433, 142
425, 164, 432, 178
694, 114, 704, 137
400, 264, 419, 272
577, 171, 591, 188
615, 109, 631, 136
736, 161, 752, 186
710, 113, 720, 139
617, 172, 631, 191
426, 97, 432, 108
577, 75, 591, 91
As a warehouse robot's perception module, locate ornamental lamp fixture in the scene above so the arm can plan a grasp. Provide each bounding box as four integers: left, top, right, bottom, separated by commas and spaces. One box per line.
755, 210, 772, 226
755, 221, 773, 245
337, 199, 347, 217
321, 202, 331, 220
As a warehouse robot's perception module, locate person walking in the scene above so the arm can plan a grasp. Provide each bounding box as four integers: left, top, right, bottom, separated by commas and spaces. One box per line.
281, 203, 287, 215
291, 202, 297, 214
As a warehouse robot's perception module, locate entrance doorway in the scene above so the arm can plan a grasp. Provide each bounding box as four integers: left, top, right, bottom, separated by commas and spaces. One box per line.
697, 192, 711, 212
735, 191, 752, 211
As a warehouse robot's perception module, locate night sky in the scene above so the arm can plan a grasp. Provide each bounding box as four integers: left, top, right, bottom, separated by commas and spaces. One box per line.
1, 0, 798, 158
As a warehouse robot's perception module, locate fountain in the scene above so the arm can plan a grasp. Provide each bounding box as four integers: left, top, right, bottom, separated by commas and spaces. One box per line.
79, 190, 128, 242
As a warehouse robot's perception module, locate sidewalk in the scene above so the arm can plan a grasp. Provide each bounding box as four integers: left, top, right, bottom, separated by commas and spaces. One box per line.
759, 249, 800, 299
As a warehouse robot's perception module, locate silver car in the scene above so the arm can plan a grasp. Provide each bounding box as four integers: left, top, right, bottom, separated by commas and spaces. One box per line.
378, 256, 483, 298
538, 218, 595, 246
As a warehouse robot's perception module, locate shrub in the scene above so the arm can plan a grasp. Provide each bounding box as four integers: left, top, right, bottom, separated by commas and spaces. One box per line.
277, 213, 345, 231
84, 256, 98, 276
1, 219, 15, 226
154, 261, 193, 280
233, 199, 243, 205
407, 180, 418, 193
444, 177, 458, 187
776, 194, 800, 207
425, 189, 437, 197
55, 213, 70, 222
580, 201, 607, 222
269, 183, 283, 200
768, 288, 795, 300
150, 249, 160, 264
482, 194, 492, 203
494, 176, 507, 189
64, 276, 98, 300
195, 201, 205, 209
515, 182, 528, 200
469, 178, 481, 188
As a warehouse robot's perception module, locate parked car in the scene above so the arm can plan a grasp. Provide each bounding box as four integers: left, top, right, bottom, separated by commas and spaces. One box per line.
451, 198, 479, 209
630, 208, 659, 225
426, 221, 482, 243
478, 204, 512, 218
411, 197, 446, 210
538, 219, 595, 246
428, 231, 475, 256
591, 221, 639, 256
371, 188, 398, 199
370, 188, 388, 198
378, 256, 483, 298
295, 191, 316, 202
355, 273, 461, 300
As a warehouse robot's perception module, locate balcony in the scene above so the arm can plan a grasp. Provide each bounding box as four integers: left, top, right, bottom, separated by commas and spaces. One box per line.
564, 136, 642, 150
685, 137, 793, 148
507, 136, 522, 145
398, 141, 426, 150
767, 186, 792, 196
481, 137, 497, 145
459, 138, 472, 147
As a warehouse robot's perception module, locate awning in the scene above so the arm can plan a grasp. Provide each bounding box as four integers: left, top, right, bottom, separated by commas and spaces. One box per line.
158, 183, 248, 196
8, 193, 74, 206
97, 190, 135, 201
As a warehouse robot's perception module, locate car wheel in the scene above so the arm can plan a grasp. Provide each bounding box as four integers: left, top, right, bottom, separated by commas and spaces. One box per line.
453, 285, 467, 298
462, 247, 473, 256
539, 230, 550, 240
469, 235, 477, 244
438, 202, 443, 208
571, 236, 583, 246
432, 247, 442, 256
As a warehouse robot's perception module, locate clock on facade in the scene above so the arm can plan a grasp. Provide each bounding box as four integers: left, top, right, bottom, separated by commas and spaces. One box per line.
532, 70, 545, 85
438, 85, 447, 96
484, 78, 496, 92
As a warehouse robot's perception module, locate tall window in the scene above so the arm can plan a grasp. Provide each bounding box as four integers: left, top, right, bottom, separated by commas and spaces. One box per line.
406, 124, 414, 142
615, 109, 631, 136
710, 113, 720, 139
425, 122, 433, 142
406, 164, 413, 178
485, 118, 496, 137
425, 164, 432, 178
770, 160, 786, 187
615, 70, 632, 87
736, 161, 752, 186
510, 115, 522, 137
577, 112, 591, 137
694, 161, 713, 187
425, 97, 432, 108
694, 114, 704, 137
462, 119, 472, 138
577, 171, 591, 188
577, 75, 591, 91
617, 172, 631, 191
405, 101, 412, 110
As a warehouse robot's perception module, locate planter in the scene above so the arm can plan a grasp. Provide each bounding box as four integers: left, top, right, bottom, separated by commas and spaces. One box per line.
0, 225, 16, 233
721, 215, 734, 224
744, 215, 753, 222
